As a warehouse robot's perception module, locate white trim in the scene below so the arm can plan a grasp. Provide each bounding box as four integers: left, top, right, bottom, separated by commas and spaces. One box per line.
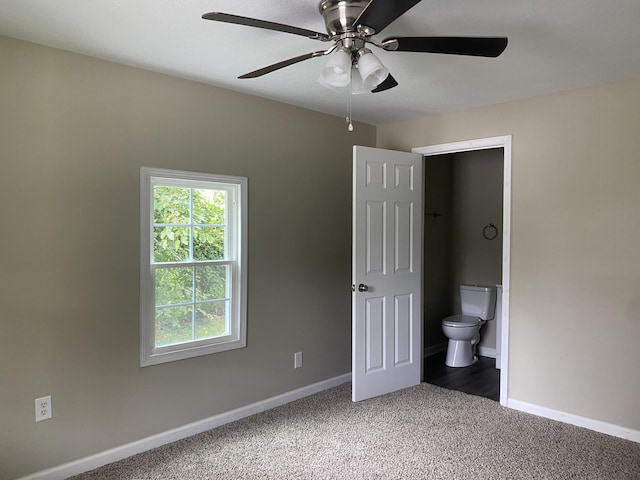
508, 399, 640, 443
477, 346, 497, 359
412, 136, 509, 156
423, 342, 447, 357
139, 167, 248, 367
412, 135, 512, 407
424, 344, 497, 360
18, 374, 351, 480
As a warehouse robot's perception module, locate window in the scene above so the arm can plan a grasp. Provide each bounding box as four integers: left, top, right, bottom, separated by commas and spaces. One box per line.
140, 168, 247, 366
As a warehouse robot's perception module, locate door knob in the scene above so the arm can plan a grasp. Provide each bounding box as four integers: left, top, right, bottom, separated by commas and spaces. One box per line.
358, 283, 369, 292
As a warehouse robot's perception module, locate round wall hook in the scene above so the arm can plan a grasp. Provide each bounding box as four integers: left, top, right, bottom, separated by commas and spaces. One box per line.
483, 223, 498, 240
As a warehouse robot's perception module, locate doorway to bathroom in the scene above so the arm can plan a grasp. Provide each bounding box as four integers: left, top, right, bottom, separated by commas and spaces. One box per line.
424, 351, 500, 401
413, 136, 512, 405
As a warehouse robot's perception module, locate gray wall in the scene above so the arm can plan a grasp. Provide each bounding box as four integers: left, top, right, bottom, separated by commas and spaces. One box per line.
378, 78, 640, 434
424, 150, 503, 350
423, 155, 453, 347
0, 36, 376, 479
451, 149, 504, 350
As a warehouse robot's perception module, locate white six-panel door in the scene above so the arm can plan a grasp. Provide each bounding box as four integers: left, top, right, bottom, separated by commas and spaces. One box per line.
352, 146, 423, 402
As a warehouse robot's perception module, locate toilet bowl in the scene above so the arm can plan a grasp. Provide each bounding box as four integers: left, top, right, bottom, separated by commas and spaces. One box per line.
441, 284, 497, 368
442, 315, 484, 367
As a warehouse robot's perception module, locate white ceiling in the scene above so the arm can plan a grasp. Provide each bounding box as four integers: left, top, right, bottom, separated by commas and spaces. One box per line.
2, 0, 640, 125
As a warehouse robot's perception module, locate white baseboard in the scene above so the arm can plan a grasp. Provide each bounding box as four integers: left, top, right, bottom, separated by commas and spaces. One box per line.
424, 344, 497, 360
423, 342, 447, 357
507, 398, 640, 443
477, 346, 497, 359
19, 373, 351, 480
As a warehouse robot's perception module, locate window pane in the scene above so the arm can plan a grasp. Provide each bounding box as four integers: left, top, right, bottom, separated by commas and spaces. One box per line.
192, 189, 226, 225
196, 300, 229, 340
195, 265, 227, 301
193, 226, 225, 261
155, 267, 193, 306
155, 305, 193, 347
153, 186, 190, 224
154, 226, 190, 262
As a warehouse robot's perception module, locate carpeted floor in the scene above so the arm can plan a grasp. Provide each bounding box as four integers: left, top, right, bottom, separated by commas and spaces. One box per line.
70, 382, 640, 479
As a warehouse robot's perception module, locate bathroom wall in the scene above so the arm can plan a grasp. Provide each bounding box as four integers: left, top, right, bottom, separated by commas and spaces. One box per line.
423, 155, 454, 348
424, 149, 503, 351
450, 149, 504, 351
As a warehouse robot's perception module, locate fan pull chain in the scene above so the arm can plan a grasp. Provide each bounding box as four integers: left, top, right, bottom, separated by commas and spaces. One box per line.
346, 68, 354, 132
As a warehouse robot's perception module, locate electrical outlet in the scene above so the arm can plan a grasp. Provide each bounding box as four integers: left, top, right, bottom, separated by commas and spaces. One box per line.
294, 351, 303, 369
35, 395, 52, 422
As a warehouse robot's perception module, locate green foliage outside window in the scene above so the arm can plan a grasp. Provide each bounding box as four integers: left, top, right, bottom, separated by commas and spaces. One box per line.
153, 186, 229, 347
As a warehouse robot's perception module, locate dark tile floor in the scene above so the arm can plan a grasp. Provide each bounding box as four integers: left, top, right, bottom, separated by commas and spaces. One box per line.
423, 350, 500, 401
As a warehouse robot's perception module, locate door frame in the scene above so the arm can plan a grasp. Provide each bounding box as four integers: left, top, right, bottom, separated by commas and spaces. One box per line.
412, 135, 511, 407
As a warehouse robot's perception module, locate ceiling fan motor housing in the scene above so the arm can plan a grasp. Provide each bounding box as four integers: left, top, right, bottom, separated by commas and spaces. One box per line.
319, 0, 372, 36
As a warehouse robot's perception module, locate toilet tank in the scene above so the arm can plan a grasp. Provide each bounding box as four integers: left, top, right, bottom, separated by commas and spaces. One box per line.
459, 284, 497, 320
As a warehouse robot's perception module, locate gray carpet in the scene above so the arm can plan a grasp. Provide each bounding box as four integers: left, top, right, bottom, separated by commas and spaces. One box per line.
70, 383, 640, 479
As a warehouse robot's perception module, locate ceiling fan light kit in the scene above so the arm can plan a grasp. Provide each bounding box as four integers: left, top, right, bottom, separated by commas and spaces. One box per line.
319, 48, 353, 88
356, 49, 389, 90
350, 67, 367, 95
318, 47, 388, 91
202, 0, 508, 129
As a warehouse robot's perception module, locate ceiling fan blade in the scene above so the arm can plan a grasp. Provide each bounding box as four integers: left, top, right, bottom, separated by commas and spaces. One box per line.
371, 74, 398, 93
238, 51, 330, 79
383, 36, 508, 57
202, 12, 330, 41
354, 0, 422, 35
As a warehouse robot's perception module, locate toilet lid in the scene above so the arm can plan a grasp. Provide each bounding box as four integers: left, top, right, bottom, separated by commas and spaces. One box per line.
442, 314, 481, 327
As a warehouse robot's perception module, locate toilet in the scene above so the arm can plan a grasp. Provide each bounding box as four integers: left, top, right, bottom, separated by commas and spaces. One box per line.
441, 284, 497, 367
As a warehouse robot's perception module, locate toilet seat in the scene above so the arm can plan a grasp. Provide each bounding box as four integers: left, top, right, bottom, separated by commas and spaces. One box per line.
442, 314, 481, 328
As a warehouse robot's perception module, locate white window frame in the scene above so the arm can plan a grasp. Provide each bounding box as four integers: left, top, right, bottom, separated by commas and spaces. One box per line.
140, 167, 247, 367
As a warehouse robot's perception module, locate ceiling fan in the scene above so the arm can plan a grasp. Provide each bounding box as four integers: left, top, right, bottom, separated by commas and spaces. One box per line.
202, 0, 508, 95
